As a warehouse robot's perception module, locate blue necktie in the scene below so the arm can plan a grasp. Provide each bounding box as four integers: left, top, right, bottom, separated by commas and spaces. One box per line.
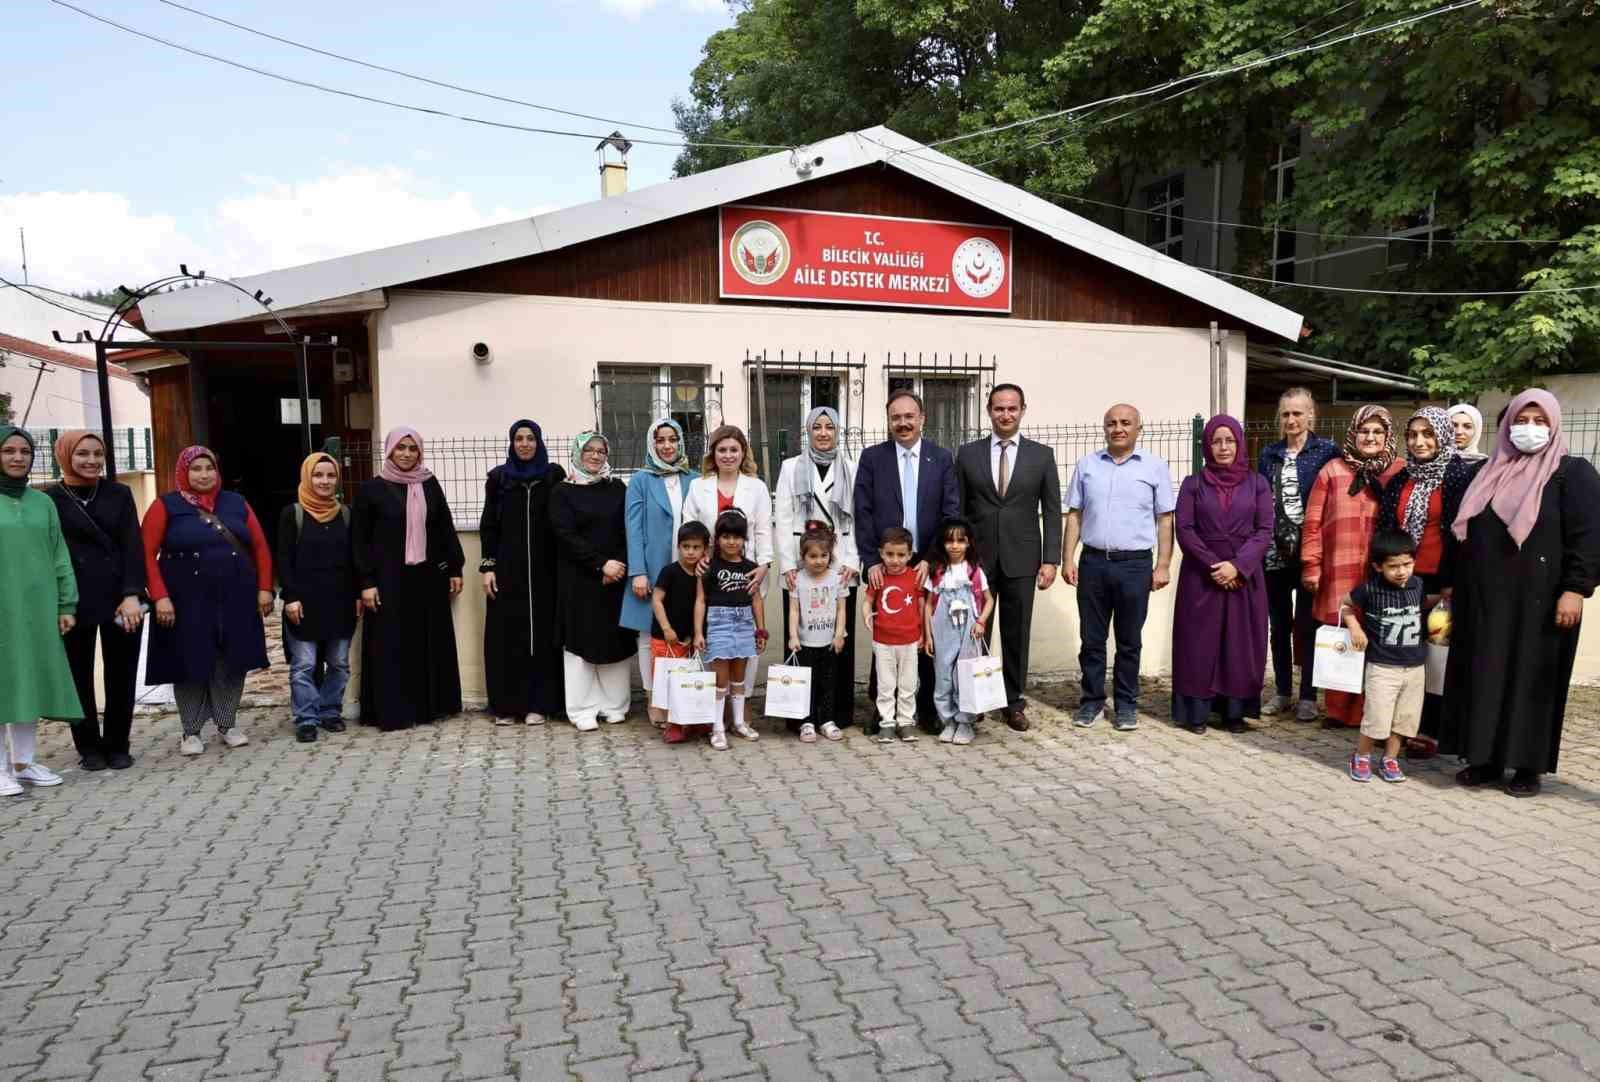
901, 449, 917, 550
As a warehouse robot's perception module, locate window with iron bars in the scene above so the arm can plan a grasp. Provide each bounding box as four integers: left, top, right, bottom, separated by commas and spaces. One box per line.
744, 349, 865, 477
592, 364, 720, 471
883, 353, 996, 451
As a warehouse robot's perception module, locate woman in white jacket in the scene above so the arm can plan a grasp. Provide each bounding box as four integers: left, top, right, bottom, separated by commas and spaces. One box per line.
774, 407, 861, 733
681, 425, 774, 700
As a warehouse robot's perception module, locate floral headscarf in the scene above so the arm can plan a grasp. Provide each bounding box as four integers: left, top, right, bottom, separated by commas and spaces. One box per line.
644, 418, 692, 477
1399, 406, 1455, 544
568, 432, 612, 485
175, 445, 220, 512
1340, 405, 1396, 497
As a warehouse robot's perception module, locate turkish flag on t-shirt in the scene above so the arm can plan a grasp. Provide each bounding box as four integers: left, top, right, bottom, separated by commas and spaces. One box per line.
869, 568, 923, 646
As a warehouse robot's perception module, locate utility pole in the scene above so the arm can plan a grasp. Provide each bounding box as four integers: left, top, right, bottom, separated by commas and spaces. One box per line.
18, 228, 27, 284
20, 360, 52, 425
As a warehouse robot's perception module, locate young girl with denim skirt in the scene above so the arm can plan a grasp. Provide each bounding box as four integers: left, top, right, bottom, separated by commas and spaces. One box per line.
923, 519, 994, 746
694, 509, 768, 750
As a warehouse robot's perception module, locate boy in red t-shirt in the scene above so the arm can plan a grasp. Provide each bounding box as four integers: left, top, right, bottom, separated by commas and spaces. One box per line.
864, 528, 923, 742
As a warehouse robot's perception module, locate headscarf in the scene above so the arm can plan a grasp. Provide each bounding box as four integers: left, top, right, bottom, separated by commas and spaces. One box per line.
1448, 403, 1487, 460
1339, 405, 1396, 497
1200, 414, 1250, 511
567, 432, 612, 485
501, 419, 550, 487
175, 445, 220, 512
1452, 388, 1568, 548
0, 425, 34, 499
643, 417, 692, 477
297, 452, 342, 525
53, 430, 104, 486
379, 427, 434, 565
789, 406, 856, 531
1399, 406, 1455, 544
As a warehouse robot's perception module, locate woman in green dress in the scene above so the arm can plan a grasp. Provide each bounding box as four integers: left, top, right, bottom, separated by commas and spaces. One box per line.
0, 426, 81, 796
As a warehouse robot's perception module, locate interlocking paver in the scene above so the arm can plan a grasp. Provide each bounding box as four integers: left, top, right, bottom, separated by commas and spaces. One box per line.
7, 683, 1600, 1082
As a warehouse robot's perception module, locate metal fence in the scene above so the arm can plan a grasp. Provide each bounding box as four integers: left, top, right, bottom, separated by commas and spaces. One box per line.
24, 427, 154, 480
338, 420, 1204, 527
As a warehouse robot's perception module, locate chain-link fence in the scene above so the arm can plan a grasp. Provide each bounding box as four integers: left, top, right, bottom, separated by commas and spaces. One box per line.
24, 426, 154, 480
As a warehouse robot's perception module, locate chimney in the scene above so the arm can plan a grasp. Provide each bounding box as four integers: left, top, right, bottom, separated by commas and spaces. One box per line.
596, 131, 632, 198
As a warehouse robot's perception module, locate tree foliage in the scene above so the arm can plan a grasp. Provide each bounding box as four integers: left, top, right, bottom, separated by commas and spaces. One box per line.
675, 0, 1599, 395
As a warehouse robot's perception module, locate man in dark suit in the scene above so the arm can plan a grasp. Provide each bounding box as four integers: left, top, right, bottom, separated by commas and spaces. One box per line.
854, 389, 961, 732
957, 384, 1062, 731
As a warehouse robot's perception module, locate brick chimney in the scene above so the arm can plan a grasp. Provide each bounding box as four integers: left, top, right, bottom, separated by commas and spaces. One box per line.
596, 131, 632, 198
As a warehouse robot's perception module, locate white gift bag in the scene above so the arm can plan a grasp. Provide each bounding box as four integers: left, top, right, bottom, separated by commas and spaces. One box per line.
651, 654, 701, 708
957, 647, 1008, 714
1424, 643, 1449, 696
667, 669, 718, 727
764, 655, 813, 720
1312, 624, 1365, 694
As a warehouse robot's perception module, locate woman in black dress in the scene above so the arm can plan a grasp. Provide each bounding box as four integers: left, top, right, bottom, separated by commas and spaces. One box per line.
1443, 389, 1600, 797
549, 433, 635, 732
47, 430, 146, 771
479, 419, 566, 726
353, 427, 465, 731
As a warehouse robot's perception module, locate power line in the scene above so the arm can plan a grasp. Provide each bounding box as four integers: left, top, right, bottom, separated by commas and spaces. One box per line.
51, 0, 790, 153
914, 0, 1483, 153
155, 0, 691, 140
1199, 268, 1600, 297
0, 277, 119, 325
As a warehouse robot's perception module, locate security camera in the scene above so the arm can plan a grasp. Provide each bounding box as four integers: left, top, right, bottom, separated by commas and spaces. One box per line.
471, 342, 492, 365
813, 156, 824, 168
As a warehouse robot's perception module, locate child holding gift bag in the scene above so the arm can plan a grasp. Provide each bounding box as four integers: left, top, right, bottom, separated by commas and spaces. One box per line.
653, 520, 711, 744
695, 509, 767, 750
786, 525, 848, 744
924, 519, 994, 746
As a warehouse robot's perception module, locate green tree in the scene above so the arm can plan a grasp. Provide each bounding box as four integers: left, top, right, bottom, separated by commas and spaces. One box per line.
676, 0, 1599, 395
71, 287, 132, 309
0, 390, 13, 426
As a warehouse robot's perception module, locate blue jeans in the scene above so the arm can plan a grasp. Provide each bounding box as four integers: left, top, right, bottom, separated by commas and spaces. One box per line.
284, 622, 351, 729
1076, 550, 1152, 713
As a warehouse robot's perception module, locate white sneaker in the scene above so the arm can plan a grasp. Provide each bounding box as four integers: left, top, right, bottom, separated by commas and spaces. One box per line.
939, 722, 957, 743
1296, 700, 1320, 723
1260, 694, 1286, 716
0, 771, 25, 796
221, 729, 249, 748
602, 713, 628, 725
953, 723, 975, 745
14, 763, 62, 786
572, 716, 599, 732
495, 716, 516, 727
179, 735, 205, 756
524, 713, 545, 725
710, 729, 729, 751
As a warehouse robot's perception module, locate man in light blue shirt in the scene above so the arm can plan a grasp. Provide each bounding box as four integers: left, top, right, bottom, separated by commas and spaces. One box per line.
1062, 403, 1176, 730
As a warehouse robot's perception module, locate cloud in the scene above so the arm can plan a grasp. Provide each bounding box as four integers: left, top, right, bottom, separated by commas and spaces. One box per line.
0, 168, 552, 293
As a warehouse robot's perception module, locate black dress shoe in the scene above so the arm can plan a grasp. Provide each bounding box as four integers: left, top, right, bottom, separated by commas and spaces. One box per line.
296, 726, 319, 743
1225, 720, 1250, 734
1506, 769, 1541, 798
80, 754, 108, 772
1456, 763, 1504, 787
1004, 706, 1031, 732
107, 753, 134, 770
1184, 722, 1207, 735
320, 719, 346, 733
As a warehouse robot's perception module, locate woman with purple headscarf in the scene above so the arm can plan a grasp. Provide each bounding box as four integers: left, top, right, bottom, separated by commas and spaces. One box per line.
1170, 415, 1275, 734
353, 427, 465, 731
1442, 390, 1600, 797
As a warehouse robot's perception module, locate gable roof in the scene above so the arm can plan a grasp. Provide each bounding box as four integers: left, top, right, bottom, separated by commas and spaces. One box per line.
139, 126, 1303, 341
0, 332, 136, 381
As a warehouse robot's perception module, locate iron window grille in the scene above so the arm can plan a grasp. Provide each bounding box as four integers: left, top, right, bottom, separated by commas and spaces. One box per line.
743, 349, 867, 479
591, 364, 723, 471
881, 352, 997, 452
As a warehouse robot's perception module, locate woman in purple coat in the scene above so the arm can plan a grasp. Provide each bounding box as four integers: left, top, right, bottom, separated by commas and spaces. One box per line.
1172, 414, 1274, 734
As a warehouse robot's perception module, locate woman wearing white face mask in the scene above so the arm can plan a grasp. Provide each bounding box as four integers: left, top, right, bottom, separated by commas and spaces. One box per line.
1442, 389, 1600, 798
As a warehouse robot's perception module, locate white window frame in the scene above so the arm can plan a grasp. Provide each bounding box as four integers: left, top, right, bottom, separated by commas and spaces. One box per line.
1269, 137, 1300, 287
1385, 194, 1440, 270
1142, 175, 1185, 259
886, 372, 980, 437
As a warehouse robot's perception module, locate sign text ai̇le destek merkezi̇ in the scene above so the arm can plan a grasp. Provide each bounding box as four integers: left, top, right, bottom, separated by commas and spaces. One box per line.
720, 205, 1013, 313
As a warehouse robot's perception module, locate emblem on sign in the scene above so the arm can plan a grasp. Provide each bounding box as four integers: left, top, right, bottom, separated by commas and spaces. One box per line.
729, 220, 791, 286
951, 236, 1006, 299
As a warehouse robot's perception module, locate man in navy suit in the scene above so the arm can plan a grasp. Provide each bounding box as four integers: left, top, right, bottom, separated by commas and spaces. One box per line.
854, 389, 961, 732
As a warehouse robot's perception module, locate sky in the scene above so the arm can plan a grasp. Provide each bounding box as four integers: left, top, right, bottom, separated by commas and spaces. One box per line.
2, 0, 737, 295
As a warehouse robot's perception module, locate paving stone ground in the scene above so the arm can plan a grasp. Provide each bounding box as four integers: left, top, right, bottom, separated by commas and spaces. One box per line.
6, 677, 1600, 1082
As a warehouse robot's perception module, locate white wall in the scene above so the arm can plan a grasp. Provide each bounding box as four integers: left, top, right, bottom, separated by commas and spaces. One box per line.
373, 290, 1246, 440
0, 353, 151, 429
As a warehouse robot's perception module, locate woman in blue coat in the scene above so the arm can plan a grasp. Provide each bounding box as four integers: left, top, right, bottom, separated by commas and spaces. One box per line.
622, 418, 694, 726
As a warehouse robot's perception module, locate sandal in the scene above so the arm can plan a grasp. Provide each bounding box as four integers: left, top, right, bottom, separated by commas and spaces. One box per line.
710, 730, 729, 751
798, 724, 818, 744
1455, 763, 1504, 787
732, 721, 760, 741
820, 722, 843, 741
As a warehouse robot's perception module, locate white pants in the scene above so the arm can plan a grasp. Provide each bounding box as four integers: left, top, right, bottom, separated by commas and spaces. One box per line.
564, 651, 632, 726
873, 643, 919, 728
4, 723, 37, 767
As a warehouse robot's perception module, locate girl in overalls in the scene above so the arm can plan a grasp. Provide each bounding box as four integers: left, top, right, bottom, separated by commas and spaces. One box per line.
922, 519, 994, 746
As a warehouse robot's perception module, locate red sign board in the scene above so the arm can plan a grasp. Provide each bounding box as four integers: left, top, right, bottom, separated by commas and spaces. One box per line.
719, 205, 1012, 313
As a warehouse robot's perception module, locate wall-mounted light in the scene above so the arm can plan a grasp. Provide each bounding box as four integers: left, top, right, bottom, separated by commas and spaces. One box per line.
471, 342, 492, 366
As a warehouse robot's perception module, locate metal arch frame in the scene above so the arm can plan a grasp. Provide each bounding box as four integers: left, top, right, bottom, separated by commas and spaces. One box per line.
50, 266, 317, 479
